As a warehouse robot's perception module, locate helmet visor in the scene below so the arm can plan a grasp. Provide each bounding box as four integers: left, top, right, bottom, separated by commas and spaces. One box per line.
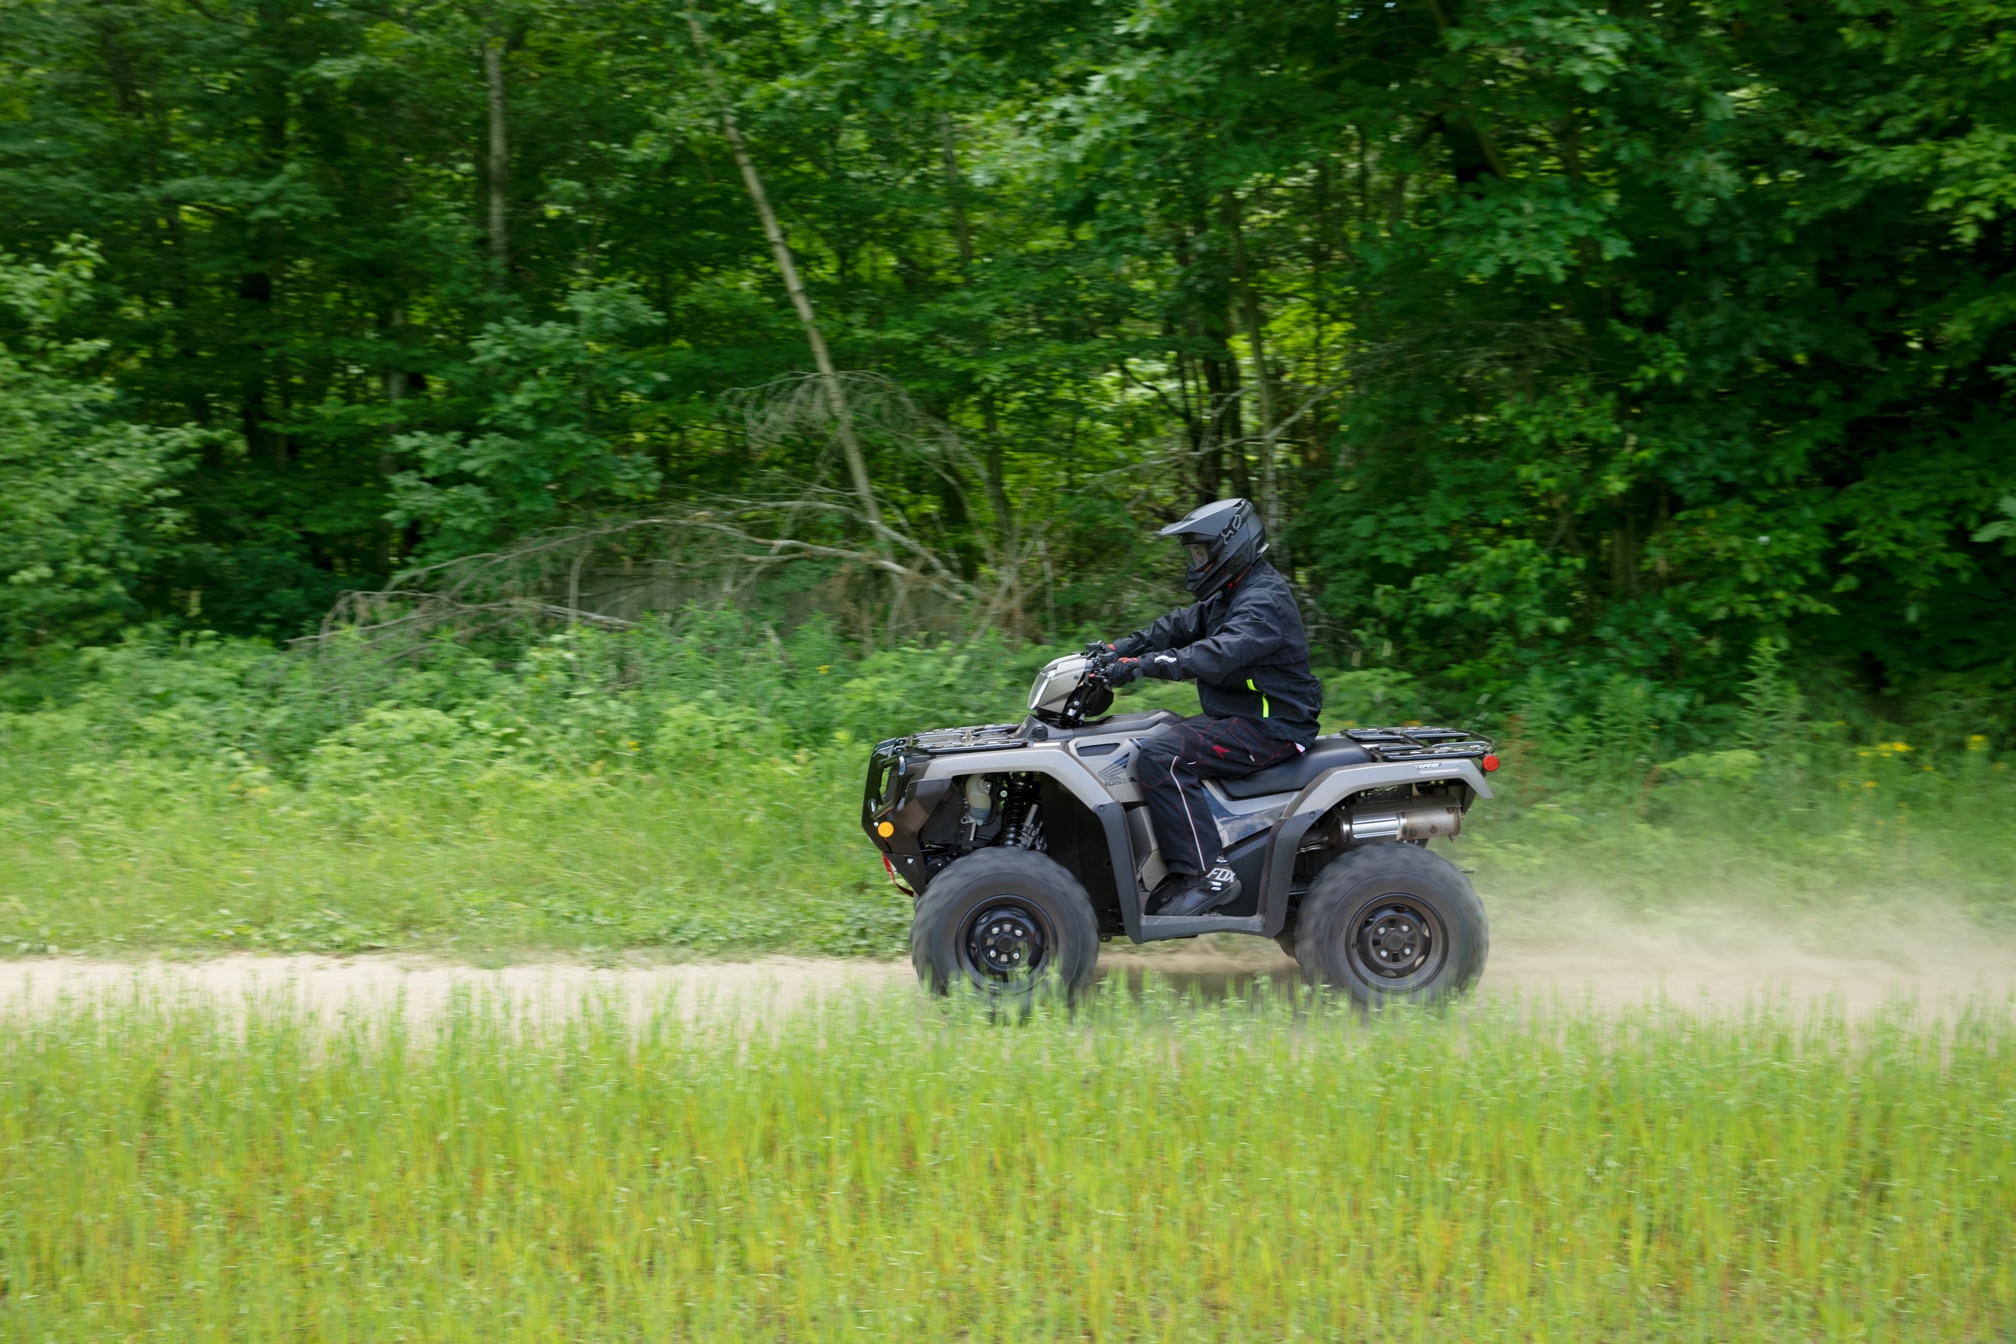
1185, 541, 1212, 568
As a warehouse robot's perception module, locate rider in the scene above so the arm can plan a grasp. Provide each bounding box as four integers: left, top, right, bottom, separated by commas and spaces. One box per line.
1089, 498, 1323, 917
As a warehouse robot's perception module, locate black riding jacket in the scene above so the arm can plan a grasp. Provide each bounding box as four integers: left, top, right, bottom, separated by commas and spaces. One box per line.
1112, 561, 1323, 744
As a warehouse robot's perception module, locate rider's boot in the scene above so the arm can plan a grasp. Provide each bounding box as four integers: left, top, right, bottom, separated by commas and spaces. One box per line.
1155, 864, 1242, 918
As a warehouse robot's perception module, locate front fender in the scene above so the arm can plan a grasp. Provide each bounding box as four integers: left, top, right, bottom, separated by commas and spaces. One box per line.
901, 749, 1142, 934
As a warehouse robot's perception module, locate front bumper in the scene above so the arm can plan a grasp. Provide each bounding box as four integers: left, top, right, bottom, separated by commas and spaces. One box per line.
861, 725, 1029, 895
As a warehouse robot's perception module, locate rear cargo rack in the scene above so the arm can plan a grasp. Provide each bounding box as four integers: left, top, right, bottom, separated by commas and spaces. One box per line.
1344, 726, 1495, 762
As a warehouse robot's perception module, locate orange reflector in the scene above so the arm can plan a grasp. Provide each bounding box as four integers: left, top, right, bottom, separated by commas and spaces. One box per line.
877, 820, 895, 837
1481, 754, 1500, 772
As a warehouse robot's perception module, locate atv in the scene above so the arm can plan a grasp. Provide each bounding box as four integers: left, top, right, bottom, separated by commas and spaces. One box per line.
862, 651, 1501, 1007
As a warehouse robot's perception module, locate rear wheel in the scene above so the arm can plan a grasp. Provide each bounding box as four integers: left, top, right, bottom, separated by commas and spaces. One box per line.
1290, 845, 1487, 1008
910, 848, 1100, 1009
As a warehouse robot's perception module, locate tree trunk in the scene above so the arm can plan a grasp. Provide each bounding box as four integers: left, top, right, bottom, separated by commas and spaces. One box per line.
1305, 162, 1334, 472
1200, 342, 1249, 499
980, 391, 1011, 538
238, 269, 276, 466
1179, 351, 1219, 501
484, 36, 509, 284
944, 116, 1010, 548
1421, 0, 1512, 179
683, 8, 887, 558
938, 114, 975, 273
379, 307, 409, 575
1221, 190, 1279, 545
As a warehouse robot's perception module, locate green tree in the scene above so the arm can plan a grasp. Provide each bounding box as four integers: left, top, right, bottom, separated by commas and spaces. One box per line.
1, 0, 2013, 727
0, 243, 198, 653
388, 282, 666, 554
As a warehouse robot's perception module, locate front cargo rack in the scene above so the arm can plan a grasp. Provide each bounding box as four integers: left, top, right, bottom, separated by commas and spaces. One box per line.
1344, 726, 1495, 762
907, 723, 1027, 755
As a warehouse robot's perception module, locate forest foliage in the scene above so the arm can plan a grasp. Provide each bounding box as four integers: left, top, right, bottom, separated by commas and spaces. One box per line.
2, 0, 2014, 726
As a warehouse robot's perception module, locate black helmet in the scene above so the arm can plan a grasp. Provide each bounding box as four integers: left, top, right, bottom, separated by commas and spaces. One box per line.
1158, 497, 1266, 598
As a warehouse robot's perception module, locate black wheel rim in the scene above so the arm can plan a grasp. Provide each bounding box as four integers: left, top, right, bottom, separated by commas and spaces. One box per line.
962, 901, 1052, 991
1347, 897, 1447, 993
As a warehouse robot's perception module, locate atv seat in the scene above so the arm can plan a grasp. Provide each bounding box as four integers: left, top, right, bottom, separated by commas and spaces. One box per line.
1219, 736, 1373, 799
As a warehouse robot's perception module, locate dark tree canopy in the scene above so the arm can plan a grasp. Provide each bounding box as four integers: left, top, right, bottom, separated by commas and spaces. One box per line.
0, 0, 2011, 721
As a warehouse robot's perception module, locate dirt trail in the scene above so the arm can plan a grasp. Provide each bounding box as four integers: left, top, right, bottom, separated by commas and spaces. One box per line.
3, 906, 2009, 1019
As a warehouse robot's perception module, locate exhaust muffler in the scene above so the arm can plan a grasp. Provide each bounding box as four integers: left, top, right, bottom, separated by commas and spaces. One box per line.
1339, 796, 1464, 843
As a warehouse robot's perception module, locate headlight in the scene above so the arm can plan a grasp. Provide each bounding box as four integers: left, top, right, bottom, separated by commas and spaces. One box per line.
1028, 654, 1090, 714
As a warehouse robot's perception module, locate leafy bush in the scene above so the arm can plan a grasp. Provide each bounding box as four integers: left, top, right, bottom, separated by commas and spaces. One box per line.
0, 244, 203, 656
0, 618, 2010, 957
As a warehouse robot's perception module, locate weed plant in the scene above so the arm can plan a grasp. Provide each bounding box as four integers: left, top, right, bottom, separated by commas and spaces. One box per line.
0, 621, 2010, 957
0, 620, 1176, 956
1455, 642, 2016, 925
0, 984, 2009, 1340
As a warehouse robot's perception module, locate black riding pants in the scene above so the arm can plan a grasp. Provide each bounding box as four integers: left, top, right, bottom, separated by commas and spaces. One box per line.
1135, 715, 1302, 877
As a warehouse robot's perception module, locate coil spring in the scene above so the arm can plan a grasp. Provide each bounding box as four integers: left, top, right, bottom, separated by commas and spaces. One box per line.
999, 777, 1046, 850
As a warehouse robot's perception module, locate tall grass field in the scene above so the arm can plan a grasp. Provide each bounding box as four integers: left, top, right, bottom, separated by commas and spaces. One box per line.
2, 621, 2011, 958
0, 987, 2009, 1340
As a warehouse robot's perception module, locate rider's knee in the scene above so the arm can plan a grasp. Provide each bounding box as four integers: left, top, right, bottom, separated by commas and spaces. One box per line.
1135, 741, 1178, 785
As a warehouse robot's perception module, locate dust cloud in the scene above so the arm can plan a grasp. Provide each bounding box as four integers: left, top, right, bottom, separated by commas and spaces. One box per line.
2, 904, 2009, 1022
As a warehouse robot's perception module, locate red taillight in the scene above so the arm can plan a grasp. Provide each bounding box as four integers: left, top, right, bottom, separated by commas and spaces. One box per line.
882, 854, 917, 898
1481, 753, 1500, 772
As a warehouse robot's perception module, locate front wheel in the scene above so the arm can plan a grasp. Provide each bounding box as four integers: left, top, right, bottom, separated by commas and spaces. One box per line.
1291, 845, 1488, 1008
910, 848, 1101, 1009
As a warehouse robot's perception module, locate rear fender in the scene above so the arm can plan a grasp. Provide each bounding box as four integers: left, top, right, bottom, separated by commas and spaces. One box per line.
1256, 759, 1494, 938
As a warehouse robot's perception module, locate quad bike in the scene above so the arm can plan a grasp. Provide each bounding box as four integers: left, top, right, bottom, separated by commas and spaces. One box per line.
861, 652, 1501, 1007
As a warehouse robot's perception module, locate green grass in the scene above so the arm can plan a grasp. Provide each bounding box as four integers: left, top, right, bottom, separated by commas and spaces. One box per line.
1, 625, 2011, 959
1459, 748, 2016, 928
3, 736, 2010, 959
0, 749, 904, 959
1, 986, 2010, 1340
